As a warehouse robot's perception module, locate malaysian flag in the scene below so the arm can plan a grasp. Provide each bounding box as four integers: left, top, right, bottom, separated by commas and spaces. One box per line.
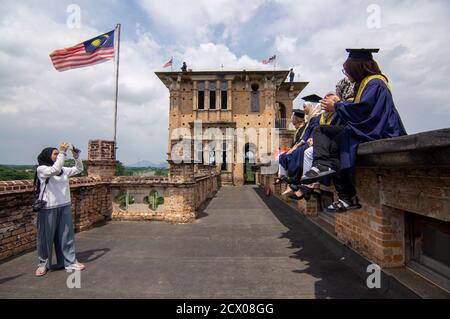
262, 55, 276, 64
163, 57, 173, 68
50, 30, 115, 72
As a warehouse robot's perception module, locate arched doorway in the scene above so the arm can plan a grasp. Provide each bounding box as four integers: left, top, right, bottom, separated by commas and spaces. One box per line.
275, 102, 287, 128
244, 143, 257, 184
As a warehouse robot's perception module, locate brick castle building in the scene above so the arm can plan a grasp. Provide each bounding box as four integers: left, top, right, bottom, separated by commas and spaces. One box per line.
155, 70, 307, 185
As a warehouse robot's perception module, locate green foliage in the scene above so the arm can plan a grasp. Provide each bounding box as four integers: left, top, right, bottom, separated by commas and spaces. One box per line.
115, 191, 135, 209
0, 165, 36, 181
145, 190, 164, 211
153, 168, 168, 176
115, 161, 127, 176
114, 162, 168, 177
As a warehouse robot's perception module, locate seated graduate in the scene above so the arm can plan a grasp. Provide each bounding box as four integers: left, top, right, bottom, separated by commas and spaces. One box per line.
300, 48, 407, 212
276, 108, 305, 184
288, 91, 343, 200
276, 95, 322, 185
301, 78, 356, 192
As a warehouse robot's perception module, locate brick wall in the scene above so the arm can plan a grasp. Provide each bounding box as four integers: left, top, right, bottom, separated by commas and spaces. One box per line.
0, 178, 111, 261
0, 139, 222, 262
87, 140, 116, 180
110, 172, 220, 223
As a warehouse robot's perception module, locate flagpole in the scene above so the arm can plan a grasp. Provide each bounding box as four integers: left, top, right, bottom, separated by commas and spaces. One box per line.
113, 23, 121, 150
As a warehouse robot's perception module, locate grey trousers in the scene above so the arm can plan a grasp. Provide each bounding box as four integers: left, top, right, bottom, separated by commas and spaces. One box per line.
37, 203, 77, 269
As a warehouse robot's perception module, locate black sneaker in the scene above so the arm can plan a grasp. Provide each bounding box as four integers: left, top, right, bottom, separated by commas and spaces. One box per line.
326, 196, 362, 213
300, 165, 336, 184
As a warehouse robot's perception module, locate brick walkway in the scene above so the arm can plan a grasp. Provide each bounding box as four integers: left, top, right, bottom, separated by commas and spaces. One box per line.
0, 186, 381, 298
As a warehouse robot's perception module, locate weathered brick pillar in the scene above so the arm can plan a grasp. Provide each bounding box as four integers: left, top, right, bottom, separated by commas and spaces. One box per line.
87, 140, 117, 181
168, 160, 195, 183
197, 163, 212, 176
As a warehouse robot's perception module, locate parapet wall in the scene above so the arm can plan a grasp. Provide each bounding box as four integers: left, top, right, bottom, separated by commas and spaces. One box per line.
0, 177, 111, 261
0, 140, 221, 262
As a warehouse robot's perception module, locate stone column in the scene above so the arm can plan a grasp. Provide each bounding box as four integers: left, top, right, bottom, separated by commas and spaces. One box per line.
216, 80, 221, 110
87, 140, 117, 181
227, 80, 232, 111
204, 80, 209, 111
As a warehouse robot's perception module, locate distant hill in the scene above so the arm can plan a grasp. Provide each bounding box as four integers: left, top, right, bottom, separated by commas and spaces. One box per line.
128, 160, 167, 168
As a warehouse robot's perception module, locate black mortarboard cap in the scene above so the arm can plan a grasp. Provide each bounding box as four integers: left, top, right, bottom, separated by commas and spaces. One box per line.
346, 48, 380, 60
292, 109, 305, 118
301, 94, 323, 103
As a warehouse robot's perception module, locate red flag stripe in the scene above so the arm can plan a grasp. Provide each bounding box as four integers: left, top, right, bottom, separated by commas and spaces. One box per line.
51, 43, 84, 53
54, 56, 113, 71
53, 53, 114, 68
52, 50, 114, 64
52, 55, 114, 67
55, 58, 111, 72
50, 44, 85, 57
50, 48, 86, 58
51, 48, 114, 63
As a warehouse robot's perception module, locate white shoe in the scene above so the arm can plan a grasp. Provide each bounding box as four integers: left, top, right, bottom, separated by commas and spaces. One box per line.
65, 262, 86, 271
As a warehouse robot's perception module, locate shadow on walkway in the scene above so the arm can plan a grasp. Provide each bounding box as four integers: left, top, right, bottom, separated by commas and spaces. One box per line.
77, 248, 110, 263
252, 186, 382, 299
0, 274, 25, 285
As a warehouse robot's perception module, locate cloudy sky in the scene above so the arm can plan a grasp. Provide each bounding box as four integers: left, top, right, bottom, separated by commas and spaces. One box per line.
1, 0, 449, 165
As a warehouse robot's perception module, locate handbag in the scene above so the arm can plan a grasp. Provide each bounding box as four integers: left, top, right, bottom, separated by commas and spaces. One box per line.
32, 177, 49, 212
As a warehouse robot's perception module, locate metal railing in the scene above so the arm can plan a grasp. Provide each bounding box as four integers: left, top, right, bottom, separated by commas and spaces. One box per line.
275, 118, 292, 129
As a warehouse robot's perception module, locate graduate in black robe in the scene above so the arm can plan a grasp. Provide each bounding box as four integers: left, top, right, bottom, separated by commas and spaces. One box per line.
277, 95, 322, 185
301, 49, 407, 212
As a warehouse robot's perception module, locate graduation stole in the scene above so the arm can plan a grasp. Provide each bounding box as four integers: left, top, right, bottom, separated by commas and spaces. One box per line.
294, 123, 308, 143
320, 113, 335, 125
355, 75, 392, 103
293, 126, 303, 142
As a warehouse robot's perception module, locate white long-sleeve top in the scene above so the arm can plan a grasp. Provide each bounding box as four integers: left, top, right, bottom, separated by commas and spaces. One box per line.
36, 152, 84, 209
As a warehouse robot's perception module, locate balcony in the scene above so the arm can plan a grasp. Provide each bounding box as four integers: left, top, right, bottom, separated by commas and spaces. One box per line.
275, 118, 292, 129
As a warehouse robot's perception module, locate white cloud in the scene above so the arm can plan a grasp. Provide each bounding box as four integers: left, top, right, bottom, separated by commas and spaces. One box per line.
177, 43, 265, 71
275, 35, 297, 54
0, 0, 449, 165
137, 0, 266, 44
0, 3, 170, 165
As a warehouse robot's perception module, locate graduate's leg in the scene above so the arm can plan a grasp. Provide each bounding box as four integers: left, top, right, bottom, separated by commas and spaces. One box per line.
312, 125, 347, 168
310, 126, 333, 168
327, 170, 361, 212
278, 164, 287, 177
334, 171, 357, 201
301, 126, 346, 184
302, 146, 314, 176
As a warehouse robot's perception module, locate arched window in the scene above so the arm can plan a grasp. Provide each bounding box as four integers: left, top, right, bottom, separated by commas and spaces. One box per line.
251, 83, 259, 112
221, 81, 228, 110
197, 81, 205, 110
209, 82, 216, 109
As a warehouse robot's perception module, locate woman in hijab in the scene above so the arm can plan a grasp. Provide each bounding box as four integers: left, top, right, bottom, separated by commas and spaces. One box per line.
276, 98, 323, 185
34, 142, 86, 277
